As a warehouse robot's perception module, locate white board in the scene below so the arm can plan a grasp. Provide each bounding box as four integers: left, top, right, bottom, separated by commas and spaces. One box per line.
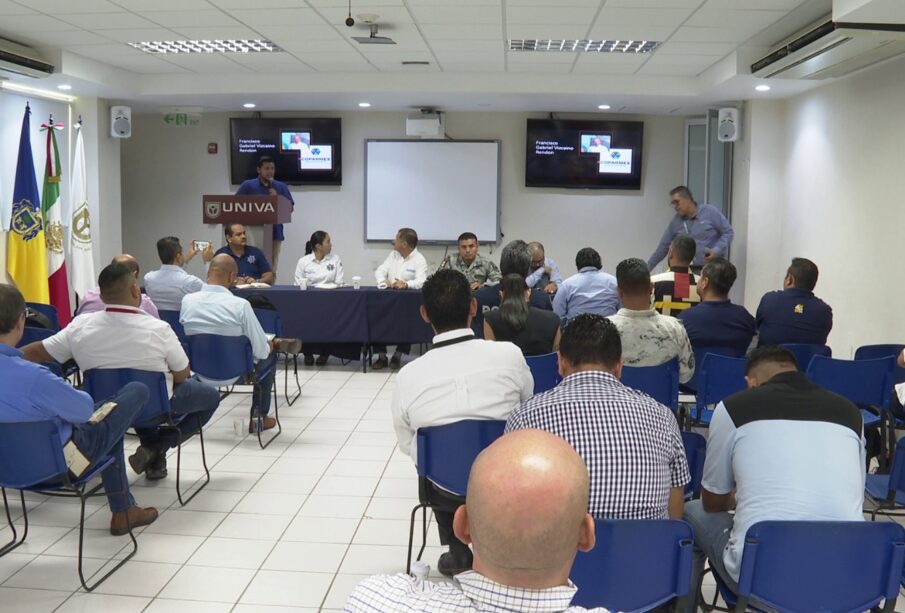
365, 140, 500, 243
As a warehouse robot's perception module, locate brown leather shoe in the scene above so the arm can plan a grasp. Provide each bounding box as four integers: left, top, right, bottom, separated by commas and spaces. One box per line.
110, 506, 158, 536
249, 416, 277, 433
371, 355, 388, 370
316, 354, 329, 366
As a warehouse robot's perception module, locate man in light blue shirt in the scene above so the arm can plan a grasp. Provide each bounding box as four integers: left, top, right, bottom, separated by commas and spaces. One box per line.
181, 254, 281, 433
526, 241, 564, 295
553, 248, 620, 326
144, 236, 212, 312
648, 186, 733, 271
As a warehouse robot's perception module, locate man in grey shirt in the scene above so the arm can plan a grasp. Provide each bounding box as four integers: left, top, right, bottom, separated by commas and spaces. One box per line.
648, 185, 733, 271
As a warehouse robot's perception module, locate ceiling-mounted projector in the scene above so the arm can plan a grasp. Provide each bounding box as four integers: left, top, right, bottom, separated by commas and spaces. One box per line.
352, 16, 396, 45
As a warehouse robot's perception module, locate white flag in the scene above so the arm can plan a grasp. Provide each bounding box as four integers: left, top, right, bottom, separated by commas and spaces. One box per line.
69, 123, 95, 300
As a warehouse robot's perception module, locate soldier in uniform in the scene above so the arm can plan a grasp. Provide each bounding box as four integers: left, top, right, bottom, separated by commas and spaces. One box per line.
438, 232, 502, 292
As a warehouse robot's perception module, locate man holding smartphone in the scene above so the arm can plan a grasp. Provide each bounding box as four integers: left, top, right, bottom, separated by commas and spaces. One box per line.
144, 236, 214, 312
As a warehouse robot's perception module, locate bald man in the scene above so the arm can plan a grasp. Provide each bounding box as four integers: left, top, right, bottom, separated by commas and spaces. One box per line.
75, 254, 160, 318
346, 430, 609, 612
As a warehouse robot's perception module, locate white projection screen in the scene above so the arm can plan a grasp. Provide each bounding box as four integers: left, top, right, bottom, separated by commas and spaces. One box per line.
365, 140, 501, 243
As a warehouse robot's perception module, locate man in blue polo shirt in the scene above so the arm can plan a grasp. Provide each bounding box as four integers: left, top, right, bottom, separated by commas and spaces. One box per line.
215, 223, 275, 285
678, 258, 755, 356
235, 155, 294, 272
755, 257, 832, 346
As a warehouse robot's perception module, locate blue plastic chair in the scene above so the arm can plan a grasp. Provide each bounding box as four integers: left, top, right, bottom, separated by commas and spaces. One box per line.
83, 369, 210, 506
26, 301, 61, 331
866, 437, 905, 520
694, 354, 748, 426
254, 308, 300, 407
570, 519, 694, 611
158, 309, 188, 349
683, 346, 745, 393
15, 327, 65, 378
806, 355, 894, 434
0, 421, 137, 591
681, 431, 707, 501
855, 344, 905, 384
186, 333, 280, 449
525, 352, 561, 394
730, 521, 905, 613
621, 358, 679, 412
780, 343, 831, 371
407, 419, 506, 573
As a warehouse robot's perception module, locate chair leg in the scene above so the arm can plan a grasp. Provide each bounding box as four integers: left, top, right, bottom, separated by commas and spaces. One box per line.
406, 503, 424, 575
175, 417, 211, 506
0, 488, 27, 557
254, 375, 282, 450
416, 506, 428, 565
283, 353, 301, 406
77, 478, 137, 592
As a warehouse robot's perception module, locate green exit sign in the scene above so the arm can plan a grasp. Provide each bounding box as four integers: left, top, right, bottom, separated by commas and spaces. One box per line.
163, 113, 201, 127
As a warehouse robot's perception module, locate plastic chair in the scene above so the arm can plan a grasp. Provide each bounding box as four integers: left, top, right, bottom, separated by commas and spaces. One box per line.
406, 419, 505, 574
683, 346, 745, 393
0, 421, 137, 591
693, 354, 748, 426
83, 369, 210, 506
254, 308, 301, 407
866, 437, 905, 520
780, 343, 831, 371
525, 352, 561, 394
569, 519, 694, 611
681, 431, 707, 500
158, 309, 188, 350
15, 327, 65, 378
620, 358, 679, 412
731, 521, 905, 613
187, 333, 280, 449
855, 344, 905, 384
26, 301, 60, 331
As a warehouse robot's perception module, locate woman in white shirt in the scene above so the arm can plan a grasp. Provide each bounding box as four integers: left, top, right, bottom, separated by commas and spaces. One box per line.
294, 231, 344, 365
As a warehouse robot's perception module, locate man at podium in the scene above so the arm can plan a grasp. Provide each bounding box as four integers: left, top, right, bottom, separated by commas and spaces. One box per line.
215, 224, 274, 286
235, 155, 294, 271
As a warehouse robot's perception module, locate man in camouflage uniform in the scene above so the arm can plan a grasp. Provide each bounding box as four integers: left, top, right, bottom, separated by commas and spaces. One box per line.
439, 232, 502, 292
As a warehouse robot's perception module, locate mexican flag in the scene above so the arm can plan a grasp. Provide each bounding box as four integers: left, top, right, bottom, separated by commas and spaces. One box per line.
41, 117, 71, 327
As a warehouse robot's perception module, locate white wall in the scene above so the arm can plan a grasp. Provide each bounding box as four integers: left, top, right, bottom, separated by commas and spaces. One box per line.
121, 111, 686, 284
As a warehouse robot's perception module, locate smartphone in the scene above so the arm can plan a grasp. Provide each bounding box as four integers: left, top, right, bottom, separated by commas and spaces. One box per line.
194, 240, 210, 251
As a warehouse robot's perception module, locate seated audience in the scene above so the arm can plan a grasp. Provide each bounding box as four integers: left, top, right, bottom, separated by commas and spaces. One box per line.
347, 430, 605, 612
144, 236, 212, 312
484, 273, 560, 356
608, 258, 695, 383
392, 269, 533, 577
651, 235, 700, 316
755, 257, 833, 346
76, 254, 159, 318
295, 230, 343, 366
215, 223, 275, 286
526, 241, 563, 295
507, 314, 689, 519
181, 254, 298, 433
680, 346, 864, 611
23, 262, 220, 482
372, 227, 429, 370
475, 240, 552, 314
439, 232, 501, 291
0, 284, 158, 535
552, 247, 620, 325
678, 258, 756, 356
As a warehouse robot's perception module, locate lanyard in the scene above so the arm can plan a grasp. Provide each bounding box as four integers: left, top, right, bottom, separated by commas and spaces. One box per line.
432, 333, 476, 349
105, 307, 142, 315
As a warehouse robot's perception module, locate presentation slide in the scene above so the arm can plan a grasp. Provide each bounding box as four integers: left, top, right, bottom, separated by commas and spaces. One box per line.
230, 118, 342, 185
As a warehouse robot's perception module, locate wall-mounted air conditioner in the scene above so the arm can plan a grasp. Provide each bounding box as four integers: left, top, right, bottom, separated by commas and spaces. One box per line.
0, 38, 54, 79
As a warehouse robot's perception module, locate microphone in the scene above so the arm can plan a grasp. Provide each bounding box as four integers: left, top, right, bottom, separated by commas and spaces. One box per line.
439, 255, 451, 269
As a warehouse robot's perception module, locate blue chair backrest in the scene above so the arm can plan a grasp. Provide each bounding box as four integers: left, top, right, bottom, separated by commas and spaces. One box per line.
806, 355, 895, 407
0, 421, 68, 488
681, 431, 707, 499
158, 310, 188, 346
736, 521, 905, 613
780, 343, 831, 371
883, 438, 905, 501
685, 346, 745, 391
621, 358, 679, 411
415, 420, 506, 495
696, 353, 748, 409
27, 301, 60, 331
83, 369, 169, 425
253, 308, 283, 337
525, 352, 561, 395
855, 344, 905, 385
186, 334, 255, 381
16, 326, 55, 348
570, 519, 694, 611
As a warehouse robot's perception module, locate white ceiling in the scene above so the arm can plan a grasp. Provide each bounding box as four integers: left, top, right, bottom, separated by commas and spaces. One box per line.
0, 0, 882, 114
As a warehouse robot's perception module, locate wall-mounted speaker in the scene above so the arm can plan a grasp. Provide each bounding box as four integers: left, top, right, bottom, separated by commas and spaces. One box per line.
111, 105, 131, 138
717, 107, 739, 142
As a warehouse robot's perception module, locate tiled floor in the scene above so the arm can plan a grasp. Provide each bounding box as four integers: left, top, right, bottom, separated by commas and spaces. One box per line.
2, 360, 905, 612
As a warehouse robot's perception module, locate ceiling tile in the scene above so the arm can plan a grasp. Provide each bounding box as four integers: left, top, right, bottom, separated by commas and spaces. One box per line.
505, 25, 594, 39
654, 41, 735, 55
274, 38, 356, 54
506, 0, 600, 6
432, 50, 502, 63
103, 56, 193, 74
101, 28, 184, 44
0, 0, 34, 15
440, 61, 505, 72
0, 14, 79, 32
704, 0, 807, 9
208, 0, 308, 7
508, 62, 574, 73
668, 26, 755, 43
305, 0, 406, 6
506, 6, 599, 25
139, 10, 244, 28
637, 52, 722, 75
168, 26, 264, 40
636, 61, 711, 76
585, 25, 678, 41
66, 43, 150, 60
430, 39, 503, 52
225, 8, 323, 26
419, 23, 502, 39
605, 0, 703, 6
12, 30, 114, 46
304, 56, 376, 71
572, 53, 649, 74
685, 8, 787, 30
256, 25, 346, 41
114, 0, 213, 9
315, 6, 415, 26
410, 6, 501, 24
59, 12, 158, 29
23, 0, 121, 12
156, 53, 253, 71
226, 52, 314, 71
593, 7, 696, 28
507, 51, 575, 64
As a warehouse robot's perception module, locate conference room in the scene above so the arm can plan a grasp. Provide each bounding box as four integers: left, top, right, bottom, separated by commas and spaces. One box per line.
2, 0, 905, 610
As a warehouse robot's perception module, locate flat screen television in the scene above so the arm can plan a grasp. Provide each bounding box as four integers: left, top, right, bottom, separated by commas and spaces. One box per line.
525, 119, 643, 189
229, 117, 342, 185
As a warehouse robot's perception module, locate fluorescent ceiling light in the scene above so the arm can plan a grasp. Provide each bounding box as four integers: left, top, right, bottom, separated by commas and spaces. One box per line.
755, 84, 771, 92
243, 103, 256, 108
598, 104, 611, 110
129, 39, 283, 54
358, 102, 371, 108
0, 81, 76, 102
509, 39, 659, 53
57, 84, 72, 91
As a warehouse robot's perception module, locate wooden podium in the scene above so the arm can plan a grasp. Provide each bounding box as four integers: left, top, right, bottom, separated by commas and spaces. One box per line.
201, 194, 292, 265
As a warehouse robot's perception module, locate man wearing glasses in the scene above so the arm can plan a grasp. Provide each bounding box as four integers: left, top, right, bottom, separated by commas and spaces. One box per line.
648, 186, 734, 274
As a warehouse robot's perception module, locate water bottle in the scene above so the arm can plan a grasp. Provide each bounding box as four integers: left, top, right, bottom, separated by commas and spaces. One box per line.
411, 560, 430, 591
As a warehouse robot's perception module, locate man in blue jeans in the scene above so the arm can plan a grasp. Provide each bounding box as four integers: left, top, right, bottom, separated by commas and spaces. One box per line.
0, 284, 157, 535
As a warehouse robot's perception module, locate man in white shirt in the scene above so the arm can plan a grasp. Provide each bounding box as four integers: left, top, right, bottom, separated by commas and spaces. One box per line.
393, 268, 533, 576
372, 227, 430, 370
144, 236, 213, 312
23, 261, 221, 481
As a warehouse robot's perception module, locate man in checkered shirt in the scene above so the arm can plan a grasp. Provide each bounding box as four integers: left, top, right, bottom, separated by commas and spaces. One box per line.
506, 314, 690, 520
345, 430, 610, 612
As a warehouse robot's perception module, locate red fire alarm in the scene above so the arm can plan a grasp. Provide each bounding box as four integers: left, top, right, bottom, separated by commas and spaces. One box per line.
208, 143, 218, 154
